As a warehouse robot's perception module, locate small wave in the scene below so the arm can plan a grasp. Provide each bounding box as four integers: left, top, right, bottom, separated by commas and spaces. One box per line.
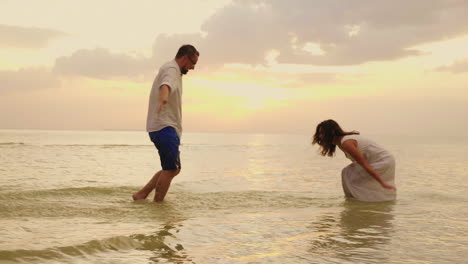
0, 186, 134, 201
415, 191, 467, 203
0, 232, 190, 263
0, 142, 26, 146
1, 186, 319, 207
0, 187, 332, 219
0, 143, 151, 148
44, 144, 151, 148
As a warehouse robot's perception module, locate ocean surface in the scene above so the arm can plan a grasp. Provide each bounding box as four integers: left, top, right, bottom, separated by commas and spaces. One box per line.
0, 129, 467, 264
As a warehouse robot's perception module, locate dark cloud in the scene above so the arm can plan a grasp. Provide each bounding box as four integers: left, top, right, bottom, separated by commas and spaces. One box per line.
0, 24, 66, 49
436, 59, 468, 73
54, 48, 153, 79
0, 68, 60, 94
151, 0, 468, 66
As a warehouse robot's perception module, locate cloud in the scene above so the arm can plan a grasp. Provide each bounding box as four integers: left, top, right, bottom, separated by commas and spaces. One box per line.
151, 0, 468, 66
436, 59, 468, 73
54, 48, 153, 79
0, 24, 66, 49
0, 68, 60, 94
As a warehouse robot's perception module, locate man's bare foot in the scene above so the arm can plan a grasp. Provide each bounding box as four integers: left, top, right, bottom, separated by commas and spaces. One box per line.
132, 192, 147, 201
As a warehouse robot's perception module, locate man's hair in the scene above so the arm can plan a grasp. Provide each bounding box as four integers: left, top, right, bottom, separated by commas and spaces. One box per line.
175, 44, 199, 59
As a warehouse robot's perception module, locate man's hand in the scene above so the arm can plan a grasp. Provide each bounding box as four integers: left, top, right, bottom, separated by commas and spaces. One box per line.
157, 99, 167, 113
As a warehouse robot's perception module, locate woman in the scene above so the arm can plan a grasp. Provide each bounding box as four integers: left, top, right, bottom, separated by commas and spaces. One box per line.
313, 119, 396, 201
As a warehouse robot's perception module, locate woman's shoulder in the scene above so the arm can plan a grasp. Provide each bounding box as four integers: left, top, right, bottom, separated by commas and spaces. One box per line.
341, 134, 361, 144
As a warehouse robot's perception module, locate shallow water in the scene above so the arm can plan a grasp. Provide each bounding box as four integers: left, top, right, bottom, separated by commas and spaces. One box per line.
1, 130, 467, 263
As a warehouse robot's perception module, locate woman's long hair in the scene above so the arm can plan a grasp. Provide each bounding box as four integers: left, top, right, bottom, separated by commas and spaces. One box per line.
312, 119, 359, 157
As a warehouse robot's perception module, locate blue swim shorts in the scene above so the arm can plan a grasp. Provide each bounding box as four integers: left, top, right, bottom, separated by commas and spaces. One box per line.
149, 127, 181, 170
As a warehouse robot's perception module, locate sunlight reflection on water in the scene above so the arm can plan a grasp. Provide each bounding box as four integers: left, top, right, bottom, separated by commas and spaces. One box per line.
1, 130, 467, 263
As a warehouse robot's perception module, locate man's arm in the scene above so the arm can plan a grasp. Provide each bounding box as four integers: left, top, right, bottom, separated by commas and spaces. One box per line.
157, 84, 171, 113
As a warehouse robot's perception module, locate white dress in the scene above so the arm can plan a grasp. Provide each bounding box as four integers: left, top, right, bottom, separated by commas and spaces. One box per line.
340, 135, 396, 202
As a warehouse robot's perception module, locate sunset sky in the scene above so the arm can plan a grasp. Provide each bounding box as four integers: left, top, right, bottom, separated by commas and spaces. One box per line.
1, 0, 468, 136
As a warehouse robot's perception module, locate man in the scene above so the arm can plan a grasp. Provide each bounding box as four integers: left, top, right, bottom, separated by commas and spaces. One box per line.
133, 44, 199, 202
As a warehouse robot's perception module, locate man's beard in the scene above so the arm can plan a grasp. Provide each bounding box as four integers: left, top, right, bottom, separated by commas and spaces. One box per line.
181, 68, 188, 75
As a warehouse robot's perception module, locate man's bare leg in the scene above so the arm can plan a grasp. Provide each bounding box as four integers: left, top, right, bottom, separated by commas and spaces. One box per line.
154, 169, 180, 202
132, 170, 162, 200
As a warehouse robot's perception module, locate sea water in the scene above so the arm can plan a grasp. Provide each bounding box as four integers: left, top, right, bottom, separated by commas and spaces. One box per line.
0, 129, 467, 263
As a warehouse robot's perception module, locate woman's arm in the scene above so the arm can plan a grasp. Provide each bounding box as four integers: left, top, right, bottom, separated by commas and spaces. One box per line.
341, 139, 396, 190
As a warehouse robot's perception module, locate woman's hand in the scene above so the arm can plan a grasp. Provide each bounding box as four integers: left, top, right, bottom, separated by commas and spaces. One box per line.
381, 183, 396, 190
341, 140, 397, 191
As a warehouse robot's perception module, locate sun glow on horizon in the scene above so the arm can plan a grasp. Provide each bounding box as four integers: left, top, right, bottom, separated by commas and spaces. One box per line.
1, 1, 468, 134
